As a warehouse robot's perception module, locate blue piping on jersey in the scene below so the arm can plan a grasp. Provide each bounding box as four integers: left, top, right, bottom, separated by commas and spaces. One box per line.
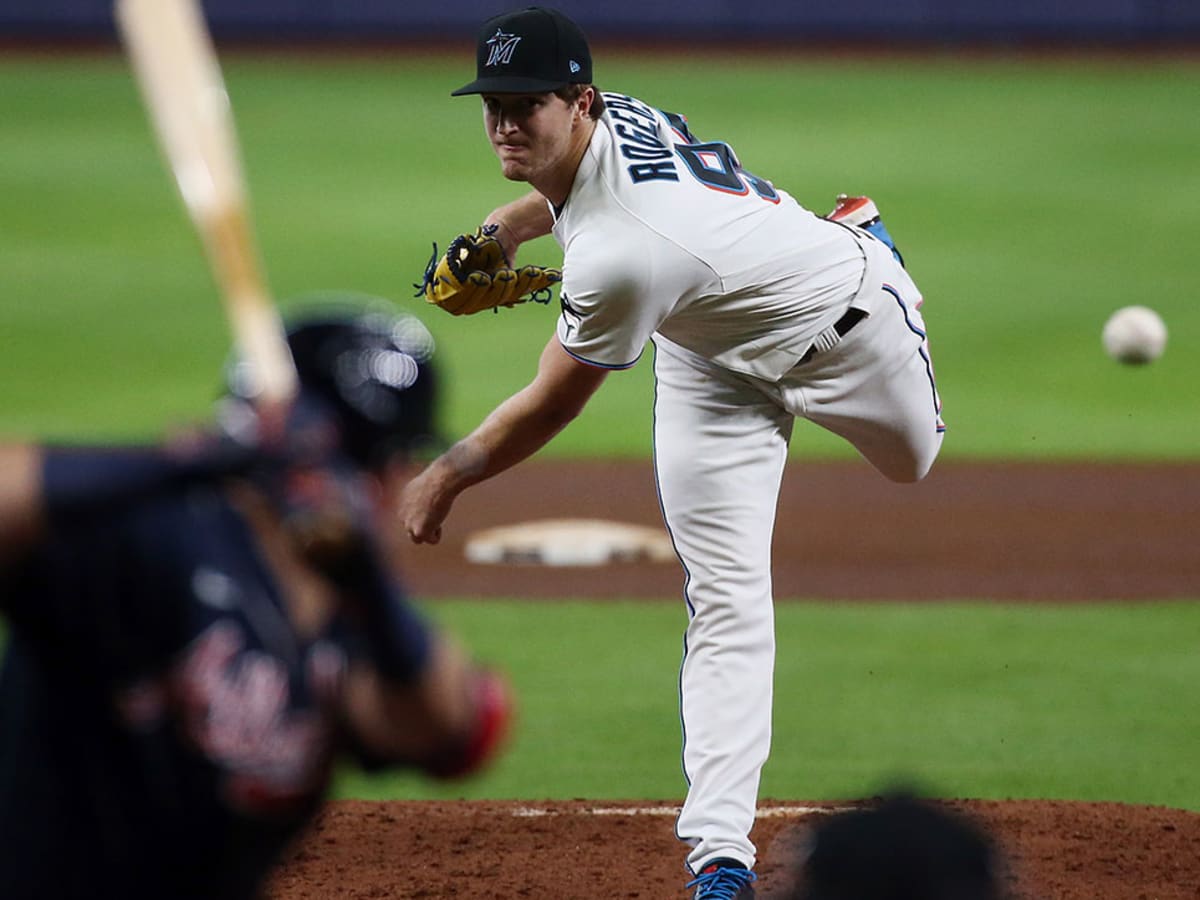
882, 283, 945, 431
560, 341, 642, 370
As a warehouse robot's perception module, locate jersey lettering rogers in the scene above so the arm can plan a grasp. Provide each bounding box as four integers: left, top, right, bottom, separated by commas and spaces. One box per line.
552, 92, 870, 381
605, 94, 679, 184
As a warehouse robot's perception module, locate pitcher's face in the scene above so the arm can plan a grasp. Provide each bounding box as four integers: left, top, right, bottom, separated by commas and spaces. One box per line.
482, 91, 589, 189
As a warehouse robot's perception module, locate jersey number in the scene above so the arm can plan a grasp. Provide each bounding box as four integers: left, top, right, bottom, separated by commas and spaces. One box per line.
665, 111, 779, 203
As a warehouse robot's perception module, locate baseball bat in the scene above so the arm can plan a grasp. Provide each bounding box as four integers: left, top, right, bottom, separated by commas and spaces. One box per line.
115, 0, 298, 411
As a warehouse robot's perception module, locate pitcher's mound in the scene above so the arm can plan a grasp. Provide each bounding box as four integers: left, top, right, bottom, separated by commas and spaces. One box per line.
268, 798, 1200, 899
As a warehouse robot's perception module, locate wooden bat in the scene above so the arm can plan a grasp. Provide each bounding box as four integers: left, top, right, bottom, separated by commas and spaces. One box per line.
115, 0, 298, 410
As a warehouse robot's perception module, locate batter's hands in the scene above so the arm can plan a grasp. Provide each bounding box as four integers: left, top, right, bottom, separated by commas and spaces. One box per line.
415, 225, 561, 316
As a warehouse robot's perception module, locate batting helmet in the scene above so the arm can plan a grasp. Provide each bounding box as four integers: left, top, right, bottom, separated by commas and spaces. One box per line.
224, 295, 441, 467
794, 792, 1001, 900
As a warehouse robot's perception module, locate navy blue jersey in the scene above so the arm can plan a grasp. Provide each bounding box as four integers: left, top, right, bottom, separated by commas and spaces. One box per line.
0, 479, 431, 900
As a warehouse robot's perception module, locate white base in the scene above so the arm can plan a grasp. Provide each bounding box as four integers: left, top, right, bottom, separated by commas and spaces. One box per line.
464, 518, 676, 567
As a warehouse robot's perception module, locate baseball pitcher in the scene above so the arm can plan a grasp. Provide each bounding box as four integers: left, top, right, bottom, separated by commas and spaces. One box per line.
406, 8, 944, 898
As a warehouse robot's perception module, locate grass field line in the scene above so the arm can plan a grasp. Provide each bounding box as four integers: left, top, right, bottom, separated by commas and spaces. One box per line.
511, 804, 849, 818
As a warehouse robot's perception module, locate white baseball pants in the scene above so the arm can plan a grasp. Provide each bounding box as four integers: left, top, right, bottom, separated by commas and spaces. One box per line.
652, 239, 944, 873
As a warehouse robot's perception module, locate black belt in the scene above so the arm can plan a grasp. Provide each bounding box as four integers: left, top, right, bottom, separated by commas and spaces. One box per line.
798, 307, 867, 365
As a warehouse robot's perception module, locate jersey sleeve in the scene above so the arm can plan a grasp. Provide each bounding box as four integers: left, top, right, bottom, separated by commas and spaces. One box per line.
324, 545, 433, 685
555, 234, 679, 369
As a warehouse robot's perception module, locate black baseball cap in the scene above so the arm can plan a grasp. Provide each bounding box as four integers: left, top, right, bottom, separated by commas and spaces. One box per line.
451, 6, 592, 96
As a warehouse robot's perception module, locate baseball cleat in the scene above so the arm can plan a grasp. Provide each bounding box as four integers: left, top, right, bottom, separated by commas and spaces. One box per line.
686, 859, 757, 899
827, 193, 880, 227
826, 193, 905, 267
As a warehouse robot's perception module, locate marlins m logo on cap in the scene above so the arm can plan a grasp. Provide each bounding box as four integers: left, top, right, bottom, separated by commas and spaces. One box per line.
485, 29, 522, 67
452, 7, 593, 97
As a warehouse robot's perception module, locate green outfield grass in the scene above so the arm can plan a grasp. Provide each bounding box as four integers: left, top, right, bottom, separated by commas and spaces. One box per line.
337, 599, 1200, 811
1, 597, 1193, 809
1, 52, 1198, 458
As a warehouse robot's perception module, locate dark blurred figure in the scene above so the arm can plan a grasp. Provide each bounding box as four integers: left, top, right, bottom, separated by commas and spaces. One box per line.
792, 793, 1003, 900
0, 298, 510, 900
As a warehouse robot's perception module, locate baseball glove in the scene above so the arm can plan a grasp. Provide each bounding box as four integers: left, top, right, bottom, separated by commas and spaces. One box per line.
415, 225, 561, 316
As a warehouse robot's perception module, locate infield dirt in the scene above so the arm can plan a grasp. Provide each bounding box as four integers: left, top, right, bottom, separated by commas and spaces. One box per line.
269, 460, 1200, 899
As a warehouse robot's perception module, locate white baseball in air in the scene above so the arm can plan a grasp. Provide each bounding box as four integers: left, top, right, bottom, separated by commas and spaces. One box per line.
1102, 305, 1167, 365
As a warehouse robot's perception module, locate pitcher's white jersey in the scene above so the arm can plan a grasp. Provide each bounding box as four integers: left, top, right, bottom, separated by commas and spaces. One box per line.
551, 92, 881, 381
